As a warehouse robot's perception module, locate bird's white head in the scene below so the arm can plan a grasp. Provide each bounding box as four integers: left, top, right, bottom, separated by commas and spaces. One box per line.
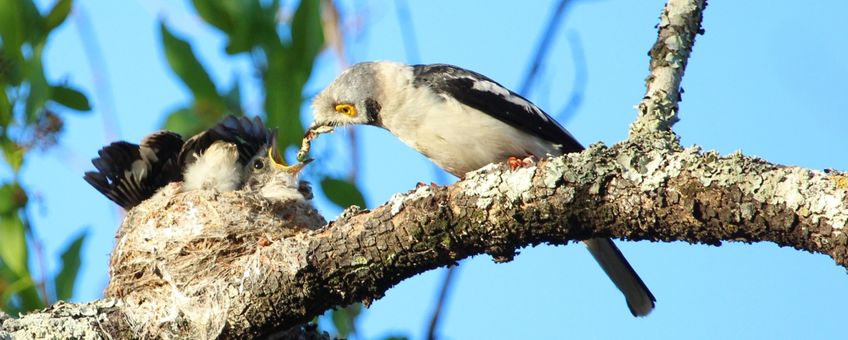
310, 61, 405, 131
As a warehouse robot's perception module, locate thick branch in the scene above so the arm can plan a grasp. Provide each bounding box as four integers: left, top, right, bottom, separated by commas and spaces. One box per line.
0, 300, 328, 339
7, 139, 845, 338
631, 0, 706, 137
285, 141, 848, 328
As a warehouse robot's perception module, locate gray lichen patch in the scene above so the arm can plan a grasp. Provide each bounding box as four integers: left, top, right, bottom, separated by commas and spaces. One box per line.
0, 300, 119, 340
459, 162, 537, 209
604, 138, 848, 233
389, 185, 435, 216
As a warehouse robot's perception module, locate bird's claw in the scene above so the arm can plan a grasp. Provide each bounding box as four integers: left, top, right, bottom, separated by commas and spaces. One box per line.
507, 155, 536, 170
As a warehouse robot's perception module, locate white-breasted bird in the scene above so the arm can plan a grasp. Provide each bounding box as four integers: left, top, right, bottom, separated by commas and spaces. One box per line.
304, 61, 655, 316
85, 115, 311, 209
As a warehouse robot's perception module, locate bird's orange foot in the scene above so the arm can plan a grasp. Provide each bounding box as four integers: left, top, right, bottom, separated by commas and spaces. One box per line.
507, 155, 537, 170
258, 237, 272, 247
416, 181, 438, 188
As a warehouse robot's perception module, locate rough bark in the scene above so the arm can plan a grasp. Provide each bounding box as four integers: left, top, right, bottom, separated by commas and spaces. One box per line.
9, 0, 846, 338
4, 137, 847, 338
631, 0, 706, 138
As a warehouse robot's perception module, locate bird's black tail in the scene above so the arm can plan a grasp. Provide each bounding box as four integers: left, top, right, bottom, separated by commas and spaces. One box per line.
84, 131, 184, 209
583, 238, 656, 317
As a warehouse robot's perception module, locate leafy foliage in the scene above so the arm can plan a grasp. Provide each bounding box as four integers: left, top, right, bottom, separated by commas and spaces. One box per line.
55, 231, 86, 301
161, 0, 322, 150
332, 303, 362, 339
0, 0, 90, 314
321, 177, 367, 208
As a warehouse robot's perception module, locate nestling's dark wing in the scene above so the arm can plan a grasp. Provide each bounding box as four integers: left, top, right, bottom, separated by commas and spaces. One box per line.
178, 115, 273, 168
412, 64, 583, 153
83, 131, 184, 209
297, 180, 313, 200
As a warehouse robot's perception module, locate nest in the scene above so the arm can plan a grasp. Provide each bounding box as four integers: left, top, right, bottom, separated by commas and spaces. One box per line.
104, 183, 326, 337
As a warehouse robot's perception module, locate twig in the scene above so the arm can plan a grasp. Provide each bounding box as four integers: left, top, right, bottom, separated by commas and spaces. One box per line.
556, 31, 587, 122
394, 0, 421, 64
22, 212, 50, 305
393, 4, 458, 335
630, 0, 707, 137
518, 0, 572, 96
426, 266, 457, 340
73, 4, 121, 142
347, 130, 360, 181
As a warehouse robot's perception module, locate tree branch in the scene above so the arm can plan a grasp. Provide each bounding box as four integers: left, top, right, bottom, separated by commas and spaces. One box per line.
5, 140, 847, 338
631, 0, 706, 137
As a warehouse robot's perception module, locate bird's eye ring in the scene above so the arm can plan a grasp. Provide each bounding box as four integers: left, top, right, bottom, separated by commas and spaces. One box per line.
253, 158, 265, 170
335, 104, 357, 117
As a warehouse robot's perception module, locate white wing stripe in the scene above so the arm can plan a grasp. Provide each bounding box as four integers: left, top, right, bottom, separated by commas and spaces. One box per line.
470, 79, 550, 122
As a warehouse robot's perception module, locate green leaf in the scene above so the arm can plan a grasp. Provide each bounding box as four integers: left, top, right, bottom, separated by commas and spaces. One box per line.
320, 177, 366, 209
0, 215, 28, 276
0, 273, 43, 314
0, 182, 27, 216
193, 0, 272, 55
331, 303, 362, 338
50, 85, 91, 111
23, 46, 49, 123
162, 108, 206, 137
191, 0, 233, 33
54, 231, 86, 301
223, 80, 244, 117
160, 22, 225, 117
0, 51, 22, 85
289, 0, 324, 81
0, 90, 11, 126
1, 139, 25, 173
262, 0, 322, 151
226, 0, 267, 55
264, 71, 304, 150
383, 336, 410, 340
45, 0, 72, 32
19, 0, 45, 45
0, 0, 25, 60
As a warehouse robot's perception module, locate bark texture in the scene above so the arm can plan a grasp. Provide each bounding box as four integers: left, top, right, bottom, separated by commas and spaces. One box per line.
4, 139, 847, 338
631, 0, 706, 138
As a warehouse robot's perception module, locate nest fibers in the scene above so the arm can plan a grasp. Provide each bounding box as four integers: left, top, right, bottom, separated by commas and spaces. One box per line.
105, 183, 326, 338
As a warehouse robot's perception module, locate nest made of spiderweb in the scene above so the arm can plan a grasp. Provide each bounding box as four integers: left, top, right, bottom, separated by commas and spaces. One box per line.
104, 183, 326, 338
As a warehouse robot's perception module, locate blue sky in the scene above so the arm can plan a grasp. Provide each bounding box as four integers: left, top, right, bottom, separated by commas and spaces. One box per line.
20, 0, 848, 339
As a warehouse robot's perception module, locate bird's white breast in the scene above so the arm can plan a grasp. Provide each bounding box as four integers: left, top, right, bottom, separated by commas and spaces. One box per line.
183, 142, 244, 192
380, 86, 560, 177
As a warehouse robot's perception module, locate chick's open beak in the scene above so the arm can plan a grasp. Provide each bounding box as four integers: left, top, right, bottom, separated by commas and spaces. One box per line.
268, 137, 311, 174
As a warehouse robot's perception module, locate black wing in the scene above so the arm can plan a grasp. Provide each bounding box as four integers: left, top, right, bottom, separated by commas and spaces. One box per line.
412, 64, 583, 153
83, 131, 184, 209
178, 115, 273, 168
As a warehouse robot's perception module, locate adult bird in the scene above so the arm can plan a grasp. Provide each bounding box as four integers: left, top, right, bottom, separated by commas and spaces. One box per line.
85, 115, 311, 209
303, 61, 655, 316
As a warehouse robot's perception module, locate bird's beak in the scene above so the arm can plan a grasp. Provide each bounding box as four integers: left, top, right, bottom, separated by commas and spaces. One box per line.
268, 137, 311, 174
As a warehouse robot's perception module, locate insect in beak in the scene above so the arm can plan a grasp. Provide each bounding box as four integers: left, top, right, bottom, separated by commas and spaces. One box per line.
297, 125, 335, 162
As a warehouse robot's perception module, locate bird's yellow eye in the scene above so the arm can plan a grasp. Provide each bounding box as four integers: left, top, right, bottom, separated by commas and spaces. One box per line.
335, 104, 357, 117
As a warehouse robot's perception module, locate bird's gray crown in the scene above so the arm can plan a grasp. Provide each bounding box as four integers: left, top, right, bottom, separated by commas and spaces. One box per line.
311, 62, 391, 127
